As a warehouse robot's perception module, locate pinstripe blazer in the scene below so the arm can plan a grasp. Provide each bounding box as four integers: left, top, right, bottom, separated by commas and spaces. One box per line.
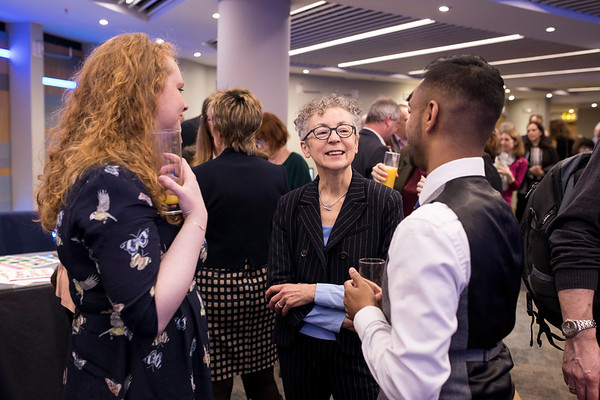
268, 170, 403, 356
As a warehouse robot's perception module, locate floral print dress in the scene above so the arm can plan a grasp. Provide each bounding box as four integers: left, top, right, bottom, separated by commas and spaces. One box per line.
56, 165, 212, 399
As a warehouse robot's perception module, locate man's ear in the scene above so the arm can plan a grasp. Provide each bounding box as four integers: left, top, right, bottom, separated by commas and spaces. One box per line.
424, 100, 439, 133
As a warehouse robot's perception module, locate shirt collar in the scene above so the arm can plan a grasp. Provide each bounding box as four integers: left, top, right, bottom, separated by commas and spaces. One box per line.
362, 127, 386, 146
419, 157, 485, 205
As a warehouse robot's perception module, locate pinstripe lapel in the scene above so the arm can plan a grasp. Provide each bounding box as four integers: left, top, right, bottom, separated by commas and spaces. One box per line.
326, 172, 367, 251
298, 179, 327, 266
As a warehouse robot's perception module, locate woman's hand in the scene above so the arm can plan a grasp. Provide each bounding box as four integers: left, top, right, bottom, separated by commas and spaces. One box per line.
265, 283, 316, 316
497, 165, 515, 184
371, 163, 392, 184
529, 165, 545, 179
158, 157, 207, 226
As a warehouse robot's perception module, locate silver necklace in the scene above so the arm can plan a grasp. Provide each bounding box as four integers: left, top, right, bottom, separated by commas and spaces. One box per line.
319, 189, 348, 211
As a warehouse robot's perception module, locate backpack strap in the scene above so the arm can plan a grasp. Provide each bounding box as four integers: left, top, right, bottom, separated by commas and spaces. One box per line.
526, 292, 565, 350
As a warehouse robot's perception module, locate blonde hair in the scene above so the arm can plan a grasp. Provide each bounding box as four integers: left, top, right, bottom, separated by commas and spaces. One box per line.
209, 88, 262, 154
37, 33, 179, 231
192, 92, 217, 166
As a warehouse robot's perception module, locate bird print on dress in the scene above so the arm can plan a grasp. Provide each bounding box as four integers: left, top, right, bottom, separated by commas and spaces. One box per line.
120, 228, 152, 271
138, 192, 153, 207
72, 275, 100, 304
89, 190, 117, 223
99, 303, 132, 340
72, 314, 86, 335
103, 165, 120, 177
55, 210, 64, 246
72, 351, 87, 370
105, 378, 122, 396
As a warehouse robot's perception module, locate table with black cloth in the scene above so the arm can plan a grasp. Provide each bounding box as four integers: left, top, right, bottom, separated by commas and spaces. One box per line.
0, 281, 71, 400
0, 211, 69, 399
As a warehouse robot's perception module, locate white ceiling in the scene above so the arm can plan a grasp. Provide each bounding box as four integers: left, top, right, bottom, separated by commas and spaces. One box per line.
0, 0, 599, 109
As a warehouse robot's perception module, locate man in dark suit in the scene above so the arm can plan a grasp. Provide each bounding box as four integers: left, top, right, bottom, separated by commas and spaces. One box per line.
351, 97, 399, 179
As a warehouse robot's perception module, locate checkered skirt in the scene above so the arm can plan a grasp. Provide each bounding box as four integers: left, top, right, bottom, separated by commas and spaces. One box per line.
196, 264, 277, 381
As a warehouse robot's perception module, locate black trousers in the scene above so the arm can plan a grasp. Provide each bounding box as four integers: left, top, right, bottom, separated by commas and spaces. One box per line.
278, 334, 379, 400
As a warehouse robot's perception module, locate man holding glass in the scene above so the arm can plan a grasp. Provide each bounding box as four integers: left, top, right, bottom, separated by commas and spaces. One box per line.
351, 97, 400, 179
345, 54, 522, 400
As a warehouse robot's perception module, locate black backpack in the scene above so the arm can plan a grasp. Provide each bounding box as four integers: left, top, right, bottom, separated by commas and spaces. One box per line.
521, 151, 593, 349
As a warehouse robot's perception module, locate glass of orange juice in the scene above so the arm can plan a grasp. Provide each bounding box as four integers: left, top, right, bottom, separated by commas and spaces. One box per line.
382, 151, 401, 188
152, 128, 183, 215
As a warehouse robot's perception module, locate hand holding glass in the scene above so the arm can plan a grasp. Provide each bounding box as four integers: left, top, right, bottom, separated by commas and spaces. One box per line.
382, 151, 401, 188
152, 129, 183, 215
358, 258, 386, 287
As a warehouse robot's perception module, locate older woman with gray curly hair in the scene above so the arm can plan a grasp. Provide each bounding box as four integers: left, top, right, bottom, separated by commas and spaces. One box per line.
266, 94, 403, 400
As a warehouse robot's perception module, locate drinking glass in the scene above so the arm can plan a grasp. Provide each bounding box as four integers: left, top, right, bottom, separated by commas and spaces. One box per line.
152, 128, 183, 215
530, 147, 543, 167
382, 151, 401, 188
358, 258, 386, 286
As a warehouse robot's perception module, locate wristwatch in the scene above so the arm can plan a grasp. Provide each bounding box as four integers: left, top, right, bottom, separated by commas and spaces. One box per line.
561, 319, 597, 338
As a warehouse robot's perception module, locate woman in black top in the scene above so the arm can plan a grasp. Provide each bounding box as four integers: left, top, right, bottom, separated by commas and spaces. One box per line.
193, 88, 287, 400
515, 121, 559, 221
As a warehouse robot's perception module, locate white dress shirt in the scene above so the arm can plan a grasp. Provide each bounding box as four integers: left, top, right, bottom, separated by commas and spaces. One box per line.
353, 157, 485, 399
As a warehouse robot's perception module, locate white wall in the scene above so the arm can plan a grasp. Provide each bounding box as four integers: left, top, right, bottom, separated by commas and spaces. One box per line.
180, 59, 217, 118
503, 97, 550, 135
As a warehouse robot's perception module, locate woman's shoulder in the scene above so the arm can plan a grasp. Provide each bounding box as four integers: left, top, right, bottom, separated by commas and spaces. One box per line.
284, 151, 308, 165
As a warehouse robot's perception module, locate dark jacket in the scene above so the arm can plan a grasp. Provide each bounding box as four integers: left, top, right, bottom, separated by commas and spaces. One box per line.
268, 170, 403, 355
193, 147, 288, 269
351, 129, 388, 179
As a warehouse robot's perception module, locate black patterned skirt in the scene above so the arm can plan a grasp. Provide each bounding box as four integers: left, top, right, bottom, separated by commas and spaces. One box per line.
196, 264, 277, 381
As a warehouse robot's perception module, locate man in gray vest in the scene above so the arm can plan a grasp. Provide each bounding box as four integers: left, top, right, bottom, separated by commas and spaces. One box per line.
344, 54, 522, 399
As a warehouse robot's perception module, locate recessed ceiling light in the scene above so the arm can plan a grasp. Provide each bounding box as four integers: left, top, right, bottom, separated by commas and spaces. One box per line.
592, 103, 598, 108
290, 19, 435, 56
125, 0, 135, 4
505, 88, 510, 93
546, 93, 553, 98
193, 52, 202, 57
212, 13, 220, 19
546, 27, 556, 33
526, 108, 532, 113
569, 109, 575, 113
155, 38, 165, 44
439, 6, 450, 12
340, 34, 523, 68
99, 19, 108, 26
303, 69, 310, 74
508, 95, 515, 101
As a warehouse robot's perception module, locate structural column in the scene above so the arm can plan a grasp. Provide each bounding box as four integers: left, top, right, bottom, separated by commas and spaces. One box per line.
8, 22, 45, 211
217, 0, 290, 121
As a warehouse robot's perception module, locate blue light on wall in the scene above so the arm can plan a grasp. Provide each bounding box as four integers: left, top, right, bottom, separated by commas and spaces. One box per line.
42, 77, 77, 90
1, 47, 77, 89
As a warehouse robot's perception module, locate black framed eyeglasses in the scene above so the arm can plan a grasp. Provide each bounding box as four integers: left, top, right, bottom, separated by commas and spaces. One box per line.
304, 124, 356, 141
